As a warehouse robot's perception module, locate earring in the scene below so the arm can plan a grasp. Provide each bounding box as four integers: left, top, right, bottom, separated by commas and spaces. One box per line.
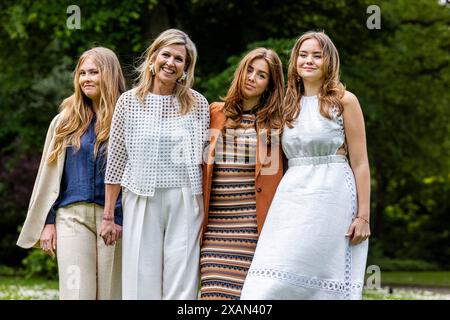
149, 63, 155, 76
177, 71, 187, 83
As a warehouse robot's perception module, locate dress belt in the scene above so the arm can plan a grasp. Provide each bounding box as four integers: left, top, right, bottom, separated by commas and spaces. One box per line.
288, 155, 347, 166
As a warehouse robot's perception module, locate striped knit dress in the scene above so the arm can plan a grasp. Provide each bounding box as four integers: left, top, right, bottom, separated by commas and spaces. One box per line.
200, 111, 258, 300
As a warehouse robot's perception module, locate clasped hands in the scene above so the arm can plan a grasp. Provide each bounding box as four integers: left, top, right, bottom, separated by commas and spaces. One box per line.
99, 217, 122, 246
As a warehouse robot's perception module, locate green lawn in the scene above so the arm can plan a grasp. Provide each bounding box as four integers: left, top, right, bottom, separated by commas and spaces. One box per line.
1, 272, 449, 300
363, 288, 417, 300
380, 271, 450, 287
0, 276, 58, 300
363, 287, 448, 300
364, 271, 450, 300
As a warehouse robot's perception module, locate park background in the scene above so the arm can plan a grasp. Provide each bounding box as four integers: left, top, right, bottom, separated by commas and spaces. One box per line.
0, 0, 449, 299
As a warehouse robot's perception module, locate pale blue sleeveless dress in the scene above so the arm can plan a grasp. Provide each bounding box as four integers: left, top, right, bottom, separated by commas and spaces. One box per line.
241, 95, 368, 300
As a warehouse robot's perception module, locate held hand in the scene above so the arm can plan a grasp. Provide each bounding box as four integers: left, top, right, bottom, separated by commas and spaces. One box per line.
100, 218, 117, 246
345, 217, 371, 245
40, 224, 57, 258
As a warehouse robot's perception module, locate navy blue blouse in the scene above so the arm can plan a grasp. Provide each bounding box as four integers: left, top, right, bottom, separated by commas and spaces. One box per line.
45, 116, 123, 225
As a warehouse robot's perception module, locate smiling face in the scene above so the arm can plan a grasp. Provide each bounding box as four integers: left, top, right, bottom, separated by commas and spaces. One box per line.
243, 58, 270, 101
296, 38, 324, 83
78, 57, 101, 103
153, 44, 187, 90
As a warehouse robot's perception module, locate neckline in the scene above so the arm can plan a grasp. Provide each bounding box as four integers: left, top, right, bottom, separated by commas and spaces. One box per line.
301, 95, 318, 100
148, 92, 175, 98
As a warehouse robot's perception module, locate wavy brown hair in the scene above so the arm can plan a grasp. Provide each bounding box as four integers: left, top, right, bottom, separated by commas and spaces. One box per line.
134, 29, 197, 115
48, 47, 126, 163
222, 47, 284, 131
284, 31, 345, 128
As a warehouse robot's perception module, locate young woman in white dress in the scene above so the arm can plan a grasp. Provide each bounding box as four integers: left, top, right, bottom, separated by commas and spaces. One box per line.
241, 31, 371, 300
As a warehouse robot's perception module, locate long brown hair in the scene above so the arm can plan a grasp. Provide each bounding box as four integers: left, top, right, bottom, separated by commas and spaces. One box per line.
48, 47, 126, 163
284, 31, 345, 127
222, 47, 284, 131
134, 28, 197, 115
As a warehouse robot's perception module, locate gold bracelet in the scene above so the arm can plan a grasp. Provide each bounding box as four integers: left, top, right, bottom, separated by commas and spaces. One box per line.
102, 217, 114, 221
356, 216, 369, 224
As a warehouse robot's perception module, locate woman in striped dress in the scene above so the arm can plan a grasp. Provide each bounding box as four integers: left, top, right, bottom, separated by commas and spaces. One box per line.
200, 48, 285, 300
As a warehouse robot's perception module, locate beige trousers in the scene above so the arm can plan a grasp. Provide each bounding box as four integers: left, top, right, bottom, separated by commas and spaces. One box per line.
122, 188, 203, 300
55, 202, 122, 300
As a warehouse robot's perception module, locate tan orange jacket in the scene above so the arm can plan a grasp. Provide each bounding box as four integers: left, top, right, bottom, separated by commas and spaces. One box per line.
202, 102, 285, 237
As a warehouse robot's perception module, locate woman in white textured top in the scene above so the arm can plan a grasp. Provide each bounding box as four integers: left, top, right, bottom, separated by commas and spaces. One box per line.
241, 31, 370, 299
100, 29, 209, 299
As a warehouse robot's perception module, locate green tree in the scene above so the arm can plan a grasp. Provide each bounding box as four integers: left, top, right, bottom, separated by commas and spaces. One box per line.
198, 0, 450, 268
0, 0, 448, 269
344, 0, 450, 238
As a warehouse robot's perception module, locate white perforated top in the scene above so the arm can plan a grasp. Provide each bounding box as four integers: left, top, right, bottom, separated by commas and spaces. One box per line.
105, 89, 210, 196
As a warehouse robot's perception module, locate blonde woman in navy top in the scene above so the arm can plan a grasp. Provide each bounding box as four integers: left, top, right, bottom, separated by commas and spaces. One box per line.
17, 47, 125, 299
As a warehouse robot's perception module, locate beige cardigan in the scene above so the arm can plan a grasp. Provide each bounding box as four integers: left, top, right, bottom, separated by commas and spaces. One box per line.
17, 114, 66, 249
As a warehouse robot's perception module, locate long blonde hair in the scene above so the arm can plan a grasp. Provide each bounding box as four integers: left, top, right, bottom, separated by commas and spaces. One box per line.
48, 47, 126, 163
284, 31, 345, 127
222, 48, 284, 131
134, 29, 197, 115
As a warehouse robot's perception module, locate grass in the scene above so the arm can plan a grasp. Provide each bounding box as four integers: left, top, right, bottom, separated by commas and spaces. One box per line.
363, 287, 449, 300
363, 271, 450, 300
0, 276, 58, 300
380, 271, 450, 287
1, 272, 449, 300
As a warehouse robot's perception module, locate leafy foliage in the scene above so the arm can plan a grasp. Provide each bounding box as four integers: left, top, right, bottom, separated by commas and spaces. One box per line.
0, 0, 448, 269
21, 250, 57, 280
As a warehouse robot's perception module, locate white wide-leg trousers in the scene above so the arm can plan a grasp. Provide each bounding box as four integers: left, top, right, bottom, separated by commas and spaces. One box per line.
122, 188, 203, 300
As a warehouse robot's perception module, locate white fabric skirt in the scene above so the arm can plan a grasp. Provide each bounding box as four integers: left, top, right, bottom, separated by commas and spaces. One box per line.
241, 160, 368, 300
